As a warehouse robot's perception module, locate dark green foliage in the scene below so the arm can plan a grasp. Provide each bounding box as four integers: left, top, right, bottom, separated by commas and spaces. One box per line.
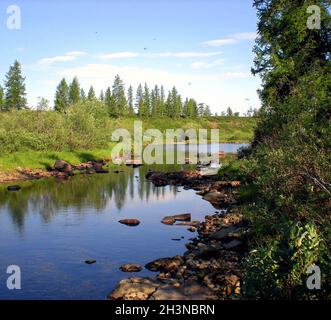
54, 78, 69, 113
69, 77, 81, 104
0, 86, 4, 111
4, 60, 27, 110
87, 86, 96, 101
111, 75, 128, 116
240, 0, 331, 299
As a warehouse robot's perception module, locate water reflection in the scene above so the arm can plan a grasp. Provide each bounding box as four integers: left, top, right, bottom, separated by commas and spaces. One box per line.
0, 164, 188, 230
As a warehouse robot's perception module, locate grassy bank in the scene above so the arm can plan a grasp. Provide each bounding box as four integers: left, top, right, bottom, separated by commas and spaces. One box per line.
0, 104, 256, 172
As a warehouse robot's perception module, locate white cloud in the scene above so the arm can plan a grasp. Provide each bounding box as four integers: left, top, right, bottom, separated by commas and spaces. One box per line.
203, 32, 257, 47
98, 51, 223, 60
38, 51, 88, 65
58, 63, 218, 89
191, 59, 224, 69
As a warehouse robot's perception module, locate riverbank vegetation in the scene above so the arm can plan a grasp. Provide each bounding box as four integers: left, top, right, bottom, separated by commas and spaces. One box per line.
0, 59, 257, 172
220, 0, 330, 299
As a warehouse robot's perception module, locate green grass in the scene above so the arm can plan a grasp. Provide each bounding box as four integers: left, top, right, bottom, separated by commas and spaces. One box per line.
0, 109, 257, 173
0, 148, 116, 172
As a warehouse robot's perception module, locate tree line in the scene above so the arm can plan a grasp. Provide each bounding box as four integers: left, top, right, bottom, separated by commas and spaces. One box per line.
0, 60, 258, 118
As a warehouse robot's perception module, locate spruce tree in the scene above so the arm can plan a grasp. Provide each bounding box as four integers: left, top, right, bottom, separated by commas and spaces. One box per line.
136, 84, 144, 117
87, 86, 96, 100
69, 77, 81, 104
142, 83, 150, 117
159, 86, 165, 117
54, 78, 69, 112
112, 75, 127, 116
127, 85, 134, 115
80, 88, 86, 101
4, 60, 27, 110
99, 90, 104, 102
105, 87, 115, 116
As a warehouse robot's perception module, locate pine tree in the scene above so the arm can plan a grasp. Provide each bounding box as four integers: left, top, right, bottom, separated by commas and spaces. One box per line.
80, 88, 86, 101
151, 87, 158, 117
142, 83, 150, 117
112, 75, 127, 116
0, 86, 4, 111
4, 60, 27, 110
170, 87, 181, 118
136, 84, 144, 117
87, 86, 96, 100
54, 78, 69, 112
105, 87, 115, 116
159, 86, 165, 117
99, 90, 104, 102
165, 91, 172, 117
127, 85, 134, 115
69, 77, 81, 105
226, 107, 233, 117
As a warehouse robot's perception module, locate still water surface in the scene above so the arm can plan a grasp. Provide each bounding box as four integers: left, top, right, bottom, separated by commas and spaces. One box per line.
0, 144, 246, 300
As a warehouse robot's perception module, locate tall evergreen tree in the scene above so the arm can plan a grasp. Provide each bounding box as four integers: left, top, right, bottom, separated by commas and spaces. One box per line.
4, 60, 27, 110
150, 87, 158, 117
127, 85, 134, 115
105, 87, 115, 116
99, 90, 104, 102
159, 86, 165, 117
69, 77, 81, 104
136, 84, 144, 117
80, 88, 86, 101
112, 75, 127, 116
87, 86, 96, 100
141, 83, 150, 117
54, 78, 69, 112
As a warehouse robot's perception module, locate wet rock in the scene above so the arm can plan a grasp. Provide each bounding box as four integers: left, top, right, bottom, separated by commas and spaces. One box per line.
145, 256, 183, 272
175, 221, 200, 227
119, 219, 140, 226
85, 260, 96, 264
108, 277, 159, 300
161, 213, 191, 225
54, 160, 72, 173
7, 185, 21, 191
188, 227, 196, 232
120, 264, 143, 272
150, 285, 189, 300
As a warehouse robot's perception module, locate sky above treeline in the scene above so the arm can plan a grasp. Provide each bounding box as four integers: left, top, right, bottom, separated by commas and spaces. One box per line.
1, 0, 262, 114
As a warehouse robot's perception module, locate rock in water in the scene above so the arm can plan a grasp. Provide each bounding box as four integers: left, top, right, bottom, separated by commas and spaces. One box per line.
161, 213, 191, 225
119, 219, 141, 226
145, 256, 183, 272
120, 264, 143, 272
7, 185, 21, 191
85, 260, 96, 264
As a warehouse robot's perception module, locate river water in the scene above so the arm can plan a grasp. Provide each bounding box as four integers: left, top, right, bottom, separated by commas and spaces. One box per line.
0, 143, 246, 300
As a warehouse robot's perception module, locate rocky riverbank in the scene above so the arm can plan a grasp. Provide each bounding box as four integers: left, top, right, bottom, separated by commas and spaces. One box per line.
0, 159, 109, 185
108, 170, 249, 300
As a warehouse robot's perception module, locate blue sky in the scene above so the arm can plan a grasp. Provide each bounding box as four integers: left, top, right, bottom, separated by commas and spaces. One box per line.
0, 0, 261, 114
